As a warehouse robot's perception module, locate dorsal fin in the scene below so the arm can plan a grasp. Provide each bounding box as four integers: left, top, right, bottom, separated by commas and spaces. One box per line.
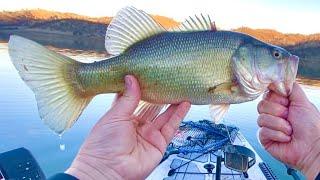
170, 14, 217, 32
105, 6, 165, 55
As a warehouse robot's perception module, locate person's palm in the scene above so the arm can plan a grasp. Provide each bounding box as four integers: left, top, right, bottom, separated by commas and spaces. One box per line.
67, 75, 190, 180
258, 83, 320, 178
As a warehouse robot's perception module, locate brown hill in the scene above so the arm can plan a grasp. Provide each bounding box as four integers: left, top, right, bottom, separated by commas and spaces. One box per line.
0, 9, 178, 29
152, 15, 179, 29
2, 9, 320, 46
0, 9, 111, 25
235, 27, 320, 46
0, 9, 319, 79
2, 9, 320, 45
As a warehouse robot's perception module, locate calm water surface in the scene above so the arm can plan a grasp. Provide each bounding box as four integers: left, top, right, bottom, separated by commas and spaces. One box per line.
1, 43, 319, 179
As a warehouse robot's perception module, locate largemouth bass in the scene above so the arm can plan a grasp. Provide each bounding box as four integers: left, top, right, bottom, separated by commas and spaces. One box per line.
8, 7, 299, 134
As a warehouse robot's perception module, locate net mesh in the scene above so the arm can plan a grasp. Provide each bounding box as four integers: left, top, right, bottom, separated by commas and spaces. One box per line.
166, 120, 239, 154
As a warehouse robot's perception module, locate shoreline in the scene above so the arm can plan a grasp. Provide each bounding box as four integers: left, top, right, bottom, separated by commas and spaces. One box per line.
0, 29, 105, 52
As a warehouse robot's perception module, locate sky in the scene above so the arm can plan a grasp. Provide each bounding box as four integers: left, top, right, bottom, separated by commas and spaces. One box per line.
1, 0, 320, 34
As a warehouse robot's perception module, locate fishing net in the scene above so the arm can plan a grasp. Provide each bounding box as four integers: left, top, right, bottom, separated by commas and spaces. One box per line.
165, 120, 239, 155
154, 120, 272, 180
158, 120, 244, 179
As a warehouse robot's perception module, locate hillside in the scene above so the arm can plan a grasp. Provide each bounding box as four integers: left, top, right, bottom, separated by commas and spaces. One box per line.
0, 9, 319, 79
0, 9, 110, 25
1, 9, 320, 44
0, 9, 179, 42
235, 27, 320, 46
0, 9, 177, 29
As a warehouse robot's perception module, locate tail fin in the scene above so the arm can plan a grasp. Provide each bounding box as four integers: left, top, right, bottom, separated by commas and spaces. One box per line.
8, 35, 92, 134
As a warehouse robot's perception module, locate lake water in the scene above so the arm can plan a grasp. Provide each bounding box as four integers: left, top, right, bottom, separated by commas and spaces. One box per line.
0, 42, 319, 179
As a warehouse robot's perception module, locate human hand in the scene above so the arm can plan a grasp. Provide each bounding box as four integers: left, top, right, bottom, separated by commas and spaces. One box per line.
66, 75, 191, 180
257, 83, 320, 180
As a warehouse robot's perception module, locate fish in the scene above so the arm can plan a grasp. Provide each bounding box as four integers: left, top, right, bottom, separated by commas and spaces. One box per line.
8, 6, 299, 134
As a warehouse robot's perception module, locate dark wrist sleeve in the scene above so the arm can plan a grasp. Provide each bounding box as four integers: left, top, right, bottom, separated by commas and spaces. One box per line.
316, 172, 320, 180
48, 173, 79, 180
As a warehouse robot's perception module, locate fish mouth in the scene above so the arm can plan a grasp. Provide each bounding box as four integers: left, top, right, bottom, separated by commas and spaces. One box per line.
269, 55, 299, 96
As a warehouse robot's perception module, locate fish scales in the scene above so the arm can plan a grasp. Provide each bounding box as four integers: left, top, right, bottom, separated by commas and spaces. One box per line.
74, 31, 243, 105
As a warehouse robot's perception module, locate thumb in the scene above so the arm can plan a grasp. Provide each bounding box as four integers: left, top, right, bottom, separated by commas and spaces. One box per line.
110, 75, 141, 116
289, 82, 309, 104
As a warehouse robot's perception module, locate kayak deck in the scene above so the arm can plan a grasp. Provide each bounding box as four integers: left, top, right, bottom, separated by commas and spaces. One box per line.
147, 120, 277, 180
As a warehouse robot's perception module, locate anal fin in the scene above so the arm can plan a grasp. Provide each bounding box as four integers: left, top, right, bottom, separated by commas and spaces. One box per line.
209, 104, 230, 123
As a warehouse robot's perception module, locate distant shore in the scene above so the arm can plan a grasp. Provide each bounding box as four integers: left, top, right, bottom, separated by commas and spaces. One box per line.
297, 77, 320, 86
0, 29, 106, 52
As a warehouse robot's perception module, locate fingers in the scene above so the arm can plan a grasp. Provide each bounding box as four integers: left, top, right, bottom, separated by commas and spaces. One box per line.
258, 99, 288, 119
263, 91, 289, 107
258, 90, 293, 146
153, 104, 180, 129
160, 102, 191, 144
137, 102, 190, 155
266, 83, 310, 105
289, 82, 309, 104
110, 75, 141, 116
259, 127, 291, 145
257, 113, 292, 135
138, 124, 167, 155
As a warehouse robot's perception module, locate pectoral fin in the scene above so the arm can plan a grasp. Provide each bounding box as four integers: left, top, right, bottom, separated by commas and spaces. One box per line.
208, 82, 238, 95
134, 101, 166, 122
209, 104, 230, 123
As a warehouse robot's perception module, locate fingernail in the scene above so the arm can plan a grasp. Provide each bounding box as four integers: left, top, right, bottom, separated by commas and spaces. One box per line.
125, 76, 132, 89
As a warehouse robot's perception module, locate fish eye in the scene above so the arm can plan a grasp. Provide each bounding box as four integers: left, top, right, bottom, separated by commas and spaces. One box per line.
272, 50, 282, 59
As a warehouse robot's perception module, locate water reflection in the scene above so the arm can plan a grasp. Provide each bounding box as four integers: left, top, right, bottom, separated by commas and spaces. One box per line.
0, 33, 106, 52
